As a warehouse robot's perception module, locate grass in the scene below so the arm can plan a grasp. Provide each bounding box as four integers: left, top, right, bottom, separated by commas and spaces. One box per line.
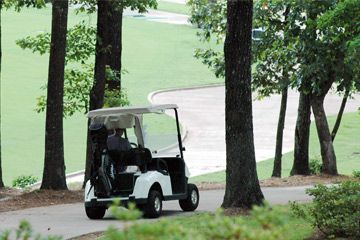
105, 205, 313, 240
153, 0, 190, 15
191, 112, 360, 183
2, 7, 221, 185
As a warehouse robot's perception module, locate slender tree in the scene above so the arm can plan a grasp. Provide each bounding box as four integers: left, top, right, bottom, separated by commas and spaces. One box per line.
222, 0, 264, 209
0, 0, 4, 188
84, 0, 109, 185
40, 0, 69, 189
291, 92, 311, 175
106, 4, 122, 91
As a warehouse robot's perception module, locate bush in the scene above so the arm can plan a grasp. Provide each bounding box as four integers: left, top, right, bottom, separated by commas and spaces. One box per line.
104, 203, 306, 240
309, 157, 322, 175
12, 175, 38, 189
353, 170, 360, 178
291, 181, 360, 238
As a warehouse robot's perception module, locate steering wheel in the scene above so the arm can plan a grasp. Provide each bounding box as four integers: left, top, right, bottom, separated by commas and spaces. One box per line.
130, 142, 138, 148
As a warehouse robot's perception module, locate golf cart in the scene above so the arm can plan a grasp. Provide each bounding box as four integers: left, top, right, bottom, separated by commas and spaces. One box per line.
84, 104, 199, 219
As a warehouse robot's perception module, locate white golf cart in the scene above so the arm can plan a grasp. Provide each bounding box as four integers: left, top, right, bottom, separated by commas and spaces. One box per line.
84, 104, 199, 219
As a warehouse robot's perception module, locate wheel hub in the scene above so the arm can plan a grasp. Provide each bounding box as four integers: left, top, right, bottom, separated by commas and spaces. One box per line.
191, 190, 198, 204
154, 197, 161, 212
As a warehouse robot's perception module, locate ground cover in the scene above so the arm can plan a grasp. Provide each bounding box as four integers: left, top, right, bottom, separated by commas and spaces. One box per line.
191, 112, 360, 183
153, 0, 189, 15
1, 7, 221, 185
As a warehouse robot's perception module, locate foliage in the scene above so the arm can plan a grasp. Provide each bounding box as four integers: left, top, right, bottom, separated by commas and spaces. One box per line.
109, 200, 142, 221
12, 175, 38, 189
0, 220, 62, 240
353, 170, 360, 179
3, 0, 46, 11
71, 0, 158, 14
188, 0, 226, 78
17, 21, 130, 116
104, 203, 311, 240
291, 181, 360, 238
309, 157, 322, 175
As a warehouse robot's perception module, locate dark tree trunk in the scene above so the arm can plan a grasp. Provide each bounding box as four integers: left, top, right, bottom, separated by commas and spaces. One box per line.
331, 90, 349, 142
41, 0, 69, 190
0, 1, 4, 188
107, 5, 123, 91
222, 0, 264, 209
291, 92, 311, 176
311, 95, 338, 175
272, 86, 288, 178
84, 0, 109, 186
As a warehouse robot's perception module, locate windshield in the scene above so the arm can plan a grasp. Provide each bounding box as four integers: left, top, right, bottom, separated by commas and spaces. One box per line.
127, 110, 181, 158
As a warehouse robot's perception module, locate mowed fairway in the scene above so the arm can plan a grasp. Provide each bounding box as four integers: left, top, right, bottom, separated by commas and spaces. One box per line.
2, 7, 220, 185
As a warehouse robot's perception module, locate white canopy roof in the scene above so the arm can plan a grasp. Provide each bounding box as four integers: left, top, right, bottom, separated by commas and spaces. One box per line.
87, 104, 178, 118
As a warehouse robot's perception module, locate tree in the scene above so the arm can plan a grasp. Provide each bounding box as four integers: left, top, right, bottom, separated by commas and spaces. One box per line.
252, 1, 295, 178
0, 0, 3, 188
290, 93, 311, 175
222, 0, 264, 208
40, 0, 69, 189
82, 0, 157, 186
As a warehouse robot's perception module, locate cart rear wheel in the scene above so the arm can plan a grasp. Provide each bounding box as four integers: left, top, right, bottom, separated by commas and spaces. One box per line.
143, 190, 162, 218
179, 184, 199, 211
85, 206, 106, 219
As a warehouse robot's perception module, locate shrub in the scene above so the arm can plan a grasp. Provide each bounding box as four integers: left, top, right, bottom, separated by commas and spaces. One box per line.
309, 157, 322, 175
353, 170, 360, 179
291, 181, 360, 238
12, 175, 38, 189
104, 203, 301, 240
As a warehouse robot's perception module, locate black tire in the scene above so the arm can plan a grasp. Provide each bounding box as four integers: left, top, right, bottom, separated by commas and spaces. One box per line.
143, 190, 162, 218
85, 206, 106, 219
179, 184, 199, 211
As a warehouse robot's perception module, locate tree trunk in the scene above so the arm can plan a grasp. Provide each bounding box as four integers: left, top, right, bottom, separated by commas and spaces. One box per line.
222, 0, 264, 209
291, 92, 311, 175
311, 95, 338, 175
107, 4, 123, 91
331, 90, 349, 142
0, 1, 4, 188
272, 86, 288, 178
40, 0, 69, 190
84, 0, 109, 186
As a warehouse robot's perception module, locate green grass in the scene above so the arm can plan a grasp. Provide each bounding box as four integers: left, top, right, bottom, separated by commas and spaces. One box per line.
153, 0, 189, 15
191, 112, 360, 183
2, 7, 221, 185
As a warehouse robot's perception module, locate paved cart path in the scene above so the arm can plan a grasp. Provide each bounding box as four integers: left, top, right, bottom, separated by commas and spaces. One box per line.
150, 86, 360, 176
0, 186, 312, 239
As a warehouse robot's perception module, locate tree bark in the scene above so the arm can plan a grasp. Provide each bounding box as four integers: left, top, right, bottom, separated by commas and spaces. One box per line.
41, 0, 69, 190
291, 92, 311, 176
0, 1, 4, 188
272, 86, 288, 178
222, 0, 264, 209
331, 89, 349, 142
107, 4, 123, 91
84, 0, 109, 186
311, 95, 338, 175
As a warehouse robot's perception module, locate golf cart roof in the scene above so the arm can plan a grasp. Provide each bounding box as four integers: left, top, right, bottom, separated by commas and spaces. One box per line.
87, 104, 178, 118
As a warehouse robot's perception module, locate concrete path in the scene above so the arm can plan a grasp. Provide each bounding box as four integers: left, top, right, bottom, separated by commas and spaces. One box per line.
0, 186, 312, 239
123, 8, 189, 25
151, 86, 360, 176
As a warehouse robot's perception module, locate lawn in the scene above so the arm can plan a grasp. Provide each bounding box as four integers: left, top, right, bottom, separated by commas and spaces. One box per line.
191, 111, 360, 183
1, 7, 221, 185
